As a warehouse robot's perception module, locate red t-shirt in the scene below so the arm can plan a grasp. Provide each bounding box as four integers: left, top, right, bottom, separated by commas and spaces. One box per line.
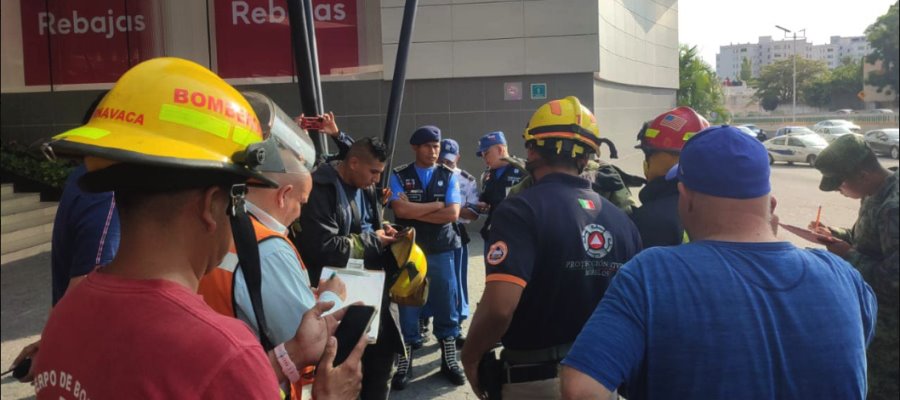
33, 271, 280, 399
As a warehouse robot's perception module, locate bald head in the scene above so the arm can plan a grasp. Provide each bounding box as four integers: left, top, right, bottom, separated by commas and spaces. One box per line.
677, 183, 777, 243
247, 147, 312, 227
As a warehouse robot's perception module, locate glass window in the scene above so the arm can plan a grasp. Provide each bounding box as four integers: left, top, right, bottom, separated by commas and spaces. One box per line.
19, 0, 164, 87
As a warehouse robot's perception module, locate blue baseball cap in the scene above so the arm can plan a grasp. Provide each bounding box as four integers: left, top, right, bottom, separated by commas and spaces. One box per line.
439, 139, 460, 162
666, 125, 771, 199
476, 131, 507, 157
410, 125, 441, 145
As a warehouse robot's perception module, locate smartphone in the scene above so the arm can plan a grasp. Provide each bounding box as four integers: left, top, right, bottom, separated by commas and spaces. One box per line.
2, 358, 32, 380
332, 305, 376, 367
394, 226, 412, 237
298, 116, 324, 130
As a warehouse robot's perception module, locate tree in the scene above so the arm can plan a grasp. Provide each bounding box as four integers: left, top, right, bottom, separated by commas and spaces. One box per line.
865, 1, 898, 100
740, 57, 753, 82
760, 94, 779, 111
752, 56, 829, 105
678, 44, 729, 123
803, 58, 863, 109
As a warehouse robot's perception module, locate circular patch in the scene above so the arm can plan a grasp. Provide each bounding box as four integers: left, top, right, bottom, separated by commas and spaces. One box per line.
486, 241, 508, 266
582, 224, 614, 259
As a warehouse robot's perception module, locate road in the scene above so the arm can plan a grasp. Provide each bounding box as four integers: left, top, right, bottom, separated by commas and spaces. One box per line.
2, 155, 897, 399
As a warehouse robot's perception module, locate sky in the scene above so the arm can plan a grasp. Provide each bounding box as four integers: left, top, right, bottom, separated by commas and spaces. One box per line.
679, 0, 896, 67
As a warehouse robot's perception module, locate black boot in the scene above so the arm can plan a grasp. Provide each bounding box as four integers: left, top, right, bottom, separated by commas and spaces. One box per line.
439, 337, 466, 386
455, 334, 466, 349
391, 345, 413, 391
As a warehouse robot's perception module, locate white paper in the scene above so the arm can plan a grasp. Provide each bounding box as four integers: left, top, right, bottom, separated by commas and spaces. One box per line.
321, 267, 385, 343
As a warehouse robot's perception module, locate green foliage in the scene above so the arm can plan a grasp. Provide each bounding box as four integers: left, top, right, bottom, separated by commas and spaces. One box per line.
865, 1, 899, 100
803, 58, 863, 108
678, 44, 730, 123
760, 94, 779, 111
752, 56, 829, 105
0, 143, 74, 188
740, 57, 753, 82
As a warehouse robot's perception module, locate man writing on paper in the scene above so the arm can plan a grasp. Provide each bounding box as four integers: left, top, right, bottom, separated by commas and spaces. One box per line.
297, 136, 405, 400
809, 134, 899, 399
198, 92, 348, 396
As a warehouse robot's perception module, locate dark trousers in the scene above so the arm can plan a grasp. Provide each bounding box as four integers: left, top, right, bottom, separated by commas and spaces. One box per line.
361, 335, 398, 400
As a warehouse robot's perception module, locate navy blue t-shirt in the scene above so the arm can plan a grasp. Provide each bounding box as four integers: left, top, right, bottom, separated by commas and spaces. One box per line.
51, 166, 120, 305
485, 173, 642, 350
563, 241, 876, 399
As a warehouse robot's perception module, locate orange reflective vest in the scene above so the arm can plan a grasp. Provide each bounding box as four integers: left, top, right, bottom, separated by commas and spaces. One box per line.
197, 216, 313, 399
199, 216, 303, 317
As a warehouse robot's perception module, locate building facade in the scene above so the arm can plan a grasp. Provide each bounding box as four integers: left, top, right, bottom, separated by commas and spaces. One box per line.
716, 35, 871, 82
1, 0, 679, 168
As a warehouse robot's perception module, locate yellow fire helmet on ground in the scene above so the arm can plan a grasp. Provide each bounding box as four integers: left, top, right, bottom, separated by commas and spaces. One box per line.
389, 228, 429, 306
45, 57, 280, 192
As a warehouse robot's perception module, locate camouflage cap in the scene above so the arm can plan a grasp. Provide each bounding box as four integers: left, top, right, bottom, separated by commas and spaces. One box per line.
814, 134, 873, 191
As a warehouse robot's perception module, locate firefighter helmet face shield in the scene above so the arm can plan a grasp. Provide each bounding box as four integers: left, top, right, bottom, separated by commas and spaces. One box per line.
242, 91, 316, 173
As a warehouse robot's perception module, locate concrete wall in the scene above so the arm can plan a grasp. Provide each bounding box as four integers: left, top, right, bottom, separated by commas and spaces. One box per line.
380, 0, 601, 80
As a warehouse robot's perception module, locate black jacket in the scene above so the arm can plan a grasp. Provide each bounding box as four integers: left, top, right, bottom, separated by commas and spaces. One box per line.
292, 162, 404, 353
630, 177, 685, 248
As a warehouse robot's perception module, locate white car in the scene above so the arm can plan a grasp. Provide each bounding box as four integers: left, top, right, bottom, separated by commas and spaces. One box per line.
812, 126, 855, 142
764, 134, 829, 166
813, 119, 861, 132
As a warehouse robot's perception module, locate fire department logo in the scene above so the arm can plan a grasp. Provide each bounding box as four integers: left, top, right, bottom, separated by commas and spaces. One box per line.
582, 224, 613, 259
486, 241, 508, 265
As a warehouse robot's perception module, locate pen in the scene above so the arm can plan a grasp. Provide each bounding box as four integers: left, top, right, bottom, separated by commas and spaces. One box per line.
814, 205, 822, 231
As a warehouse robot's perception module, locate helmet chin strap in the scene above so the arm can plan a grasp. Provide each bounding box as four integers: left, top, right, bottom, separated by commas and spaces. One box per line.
227, 183, 275, 352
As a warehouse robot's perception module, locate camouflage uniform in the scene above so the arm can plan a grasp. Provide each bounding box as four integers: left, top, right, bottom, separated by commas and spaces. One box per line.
829, 171, 899, 400
506, 157, 642, 214
816, 135, 899, 399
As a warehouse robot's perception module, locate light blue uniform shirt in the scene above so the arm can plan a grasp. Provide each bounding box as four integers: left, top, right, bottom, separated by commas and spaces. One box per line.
233, 202, 343, 343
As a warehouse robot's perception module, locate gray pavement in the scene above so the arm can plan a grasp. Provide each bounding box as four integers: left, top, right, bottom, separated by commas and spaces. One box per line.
1, 155, 897, 399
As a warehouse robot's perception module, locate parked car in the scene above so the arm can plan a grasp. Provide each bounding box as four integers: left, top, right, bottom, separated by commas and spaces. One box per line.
874, 109, 895, 114
764, 134, 829, 166
864, 128, 899, 159
835, 109, 853, 115
739, 124, 767, 141
813, 119, 861, 132
774, 126, 816, 137
812, 126, 855, 143
735, 125, 760, 140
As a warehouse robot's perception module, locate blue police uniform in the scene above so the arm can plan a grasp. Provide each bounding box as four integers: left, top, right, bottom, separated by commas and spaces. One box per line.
484, 172, 642, 383
389, 162, 462, 343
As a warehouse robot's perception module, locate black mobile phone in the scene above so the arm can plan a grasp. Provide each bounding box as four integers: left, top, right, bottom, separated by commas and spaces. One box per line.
3, 358, 32, 380
332, 305, 376, 367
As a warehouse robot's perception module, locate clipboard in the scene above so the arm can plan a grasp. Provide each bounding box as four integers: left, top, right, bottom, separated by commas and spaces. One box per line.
779, 223, 826, 244
321, 266, 385, 343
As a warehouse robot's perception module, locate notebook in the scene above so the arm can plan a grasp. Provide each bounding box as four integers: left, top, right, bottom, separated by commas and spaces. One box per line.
321, 266, 385, 343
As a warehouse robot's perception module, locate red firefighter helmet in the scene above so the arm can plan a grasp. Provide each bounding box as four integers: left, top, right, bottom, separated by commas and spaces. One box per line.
636, 107, 710, 152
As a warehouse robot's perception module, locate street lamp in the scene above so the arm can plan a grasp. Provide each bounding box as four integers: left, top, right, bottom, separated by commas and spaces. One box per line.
775, 25, 806, 122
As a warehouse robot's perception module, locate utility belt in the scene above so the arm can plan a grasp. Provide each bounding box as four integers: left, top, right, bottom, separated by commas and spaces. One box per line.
478, 343, 572, 398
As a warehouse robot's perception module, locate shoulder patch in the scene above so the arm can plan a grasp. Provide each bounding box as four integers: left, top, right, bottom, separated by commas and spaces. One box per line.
486, 241, 508, 265
394, 163, 412, 173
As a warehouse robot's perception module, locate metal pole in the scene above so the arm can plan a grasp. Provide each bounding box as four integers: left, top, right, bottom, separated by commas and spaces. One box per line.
381, 0, 419, 188
792, 32, 797, 123
287, 0, 326, 158
302, 0, 325, 115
